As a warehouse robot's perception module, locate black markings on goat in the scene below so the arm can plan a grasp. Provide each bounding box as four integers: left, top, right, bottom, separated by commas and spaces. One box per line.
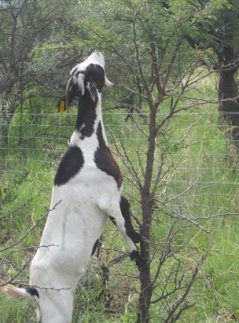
85, 64, 105, 92
109, 216, 116, 225
54, 146, 84, 186
26, 286, 39, 298
110, 197, 140, 244
76, 91, 97, 136
91, 239, 100, 256
130, 250, 145, 269
120, 196, 140, 244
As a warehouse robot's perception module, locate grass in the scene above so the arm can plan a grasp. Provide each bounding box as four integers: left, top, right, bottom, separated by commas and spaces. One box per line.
1, 80, 239, 322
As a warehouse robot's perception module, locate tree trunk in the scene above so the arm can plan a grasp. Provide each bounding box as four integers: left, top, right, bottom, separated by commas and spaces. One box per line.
217, 47, 239, 153
1, 94, 17, 148
136, 110, 156, 323
218, 69, 239, 138
136, 194, 153, 323
1, 95, 9, 147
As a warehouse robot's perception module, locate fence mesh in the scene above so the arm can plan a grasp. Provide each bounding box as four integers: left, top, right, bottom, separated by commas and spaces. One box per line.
1, 108, 238, 222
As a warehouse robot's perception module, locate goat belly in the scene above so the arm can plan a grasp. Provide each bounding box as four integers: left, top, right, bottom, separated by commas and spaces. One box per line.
31, 190, 106, 289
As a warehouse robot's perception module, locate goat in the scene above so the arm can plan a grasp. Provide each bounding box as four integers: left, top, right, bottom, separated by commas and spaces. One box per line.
1, 52, 143, 323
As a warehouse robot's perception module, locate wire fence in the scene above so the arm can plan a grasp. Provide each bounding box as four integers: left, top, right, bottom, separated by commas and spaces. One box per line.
1, 109, 239, 225
1, 109, 239, 323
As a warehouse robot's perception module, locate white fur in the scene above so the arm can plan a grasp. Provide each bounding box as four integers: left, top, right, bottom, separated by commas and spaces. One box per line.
70, 52, 105, 75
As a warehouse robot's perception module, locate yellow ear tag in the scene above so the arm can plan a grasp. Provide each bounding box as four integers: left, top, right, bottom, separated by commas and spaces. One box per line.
59, 99, 66, 113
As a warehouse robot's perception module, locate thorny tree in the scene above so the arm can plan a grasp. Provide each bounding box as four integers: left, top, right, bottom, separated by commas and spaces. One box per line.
91, 2, 213, 322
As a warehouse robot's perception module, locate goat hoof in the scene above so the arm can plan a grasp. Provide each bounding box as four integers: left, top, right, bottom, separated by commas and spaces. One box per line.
131, 231, 141, 244
130, 250, 146, 269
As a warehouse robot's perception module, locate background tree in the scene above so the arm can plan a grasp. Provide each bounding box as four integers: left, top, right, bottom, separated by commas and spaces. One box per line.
0, 0, 83, 147
185, 0, 239, 153
0, 0, 50, 146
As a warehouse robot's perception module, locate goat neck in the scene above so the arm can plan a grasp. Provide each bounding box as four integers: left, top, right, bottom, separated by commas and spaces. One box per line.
70, 86, 108, 148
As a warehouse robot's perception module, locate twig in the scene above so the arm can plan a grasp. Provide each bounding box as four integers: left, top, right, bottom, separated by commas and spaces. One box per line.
0, 201, 61, 253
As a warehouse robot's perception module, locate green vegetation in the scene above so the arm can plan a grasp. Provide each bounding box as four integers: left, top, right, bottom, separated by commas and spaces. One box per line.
1, 0, 239, 321
1, 77, 239, 322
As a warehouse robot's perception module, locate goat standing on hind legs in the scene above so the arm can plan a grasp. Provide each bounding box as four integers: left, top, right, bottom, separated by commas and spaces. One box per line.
1, 52, 143, 323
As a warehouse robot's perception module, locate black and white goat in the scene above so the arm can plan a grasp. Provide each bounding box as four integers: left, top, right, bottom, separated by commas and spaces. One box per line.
1, 52, 142, 323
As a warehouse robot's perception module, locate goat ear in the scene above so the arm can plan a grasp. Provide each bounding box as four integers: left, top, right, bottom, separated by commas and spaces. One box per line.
86, 81, 97, 102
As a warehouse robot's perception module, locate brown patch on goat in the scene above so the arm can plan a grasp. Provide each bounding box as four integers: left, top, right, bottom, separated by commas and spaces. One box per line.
95, 123, 123, 188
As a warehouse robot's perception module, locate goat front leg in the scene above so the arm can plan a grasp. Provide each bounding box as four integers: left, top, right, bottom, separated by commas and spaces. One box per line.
120, 196, 141, 244
98, 198, 144, 268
